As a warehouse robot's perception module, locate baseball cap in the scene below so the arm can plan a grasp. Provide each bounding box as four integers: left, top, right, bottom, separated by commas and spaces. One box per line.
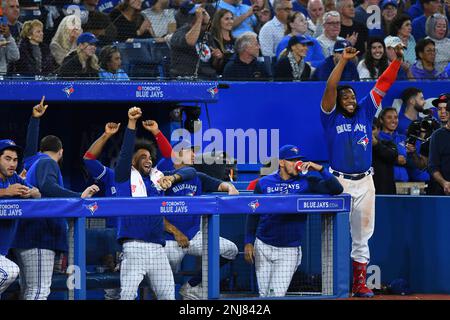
180, 1, 201, 14
0, 139, 23, 157
171, 139, 200, 152
77, 32, 98, 45
288, 35, 314, 48
380, 0, 398, 9
431, 93, 450, 107
279, 144, 304, 160
384, 35, 407, 49
333, 39, 352, 53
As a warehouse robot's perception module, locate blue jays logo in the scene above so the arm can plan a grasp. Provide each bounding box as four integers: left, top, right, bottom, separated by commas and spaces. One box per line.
62, 85, 75, 97
207, 86, 218, 98
85, 202, 99, 215
249, 200, 260, 212
357, 135, 370, 150
290, 147, 299, 153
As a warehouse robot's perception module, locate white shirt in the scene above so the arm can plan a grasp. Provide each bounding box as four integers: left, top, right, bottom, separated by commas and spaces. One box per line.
317, 34, 345, 58
259, 16, 286, 57
427, 36, 450, 74
142, 8, 176, 37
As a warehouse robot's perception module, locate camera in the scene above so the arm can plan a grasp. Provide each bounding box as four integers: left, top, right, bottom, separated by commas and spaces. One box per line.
406, 109, 440, 147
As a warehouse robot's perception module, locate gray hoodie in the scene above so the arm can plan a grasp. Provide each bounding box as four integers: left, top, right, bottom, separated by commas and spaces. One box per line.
0, 35, 20, 75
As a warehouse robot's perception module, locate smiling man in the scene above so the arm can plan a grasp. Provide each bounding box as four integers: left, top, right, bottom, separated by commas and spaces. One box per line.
320, 44, 403, 298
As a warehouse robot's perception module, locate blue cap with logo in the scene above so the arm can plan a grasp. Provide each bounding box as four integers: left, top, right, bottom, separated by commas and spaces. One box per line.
381, 0, 398, 9
333, 39, 352, 53
279, 144, 304, 160
0, 139, 22, 155
77, 32, 99, 45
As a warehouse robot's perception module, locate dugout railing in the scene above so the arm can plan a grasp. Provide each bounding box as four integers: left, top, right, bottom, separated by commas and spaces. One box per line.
0, 194, 351, 300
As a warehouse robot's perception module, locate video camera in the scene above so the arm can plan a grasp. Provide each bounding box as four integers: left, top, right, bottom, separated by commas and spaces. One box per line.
406, 109, 440, 146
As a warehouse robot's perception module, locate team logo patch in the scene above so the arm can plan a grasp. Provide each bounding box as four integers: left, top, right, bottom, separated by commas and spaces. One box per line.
162, 201, 167, 206
85, 202, 99, 215
249, 200, 260, 212
357, 135, 370, 150
207, 86, 218, 98
62, 85, 75, 97
290, 147, 299, 153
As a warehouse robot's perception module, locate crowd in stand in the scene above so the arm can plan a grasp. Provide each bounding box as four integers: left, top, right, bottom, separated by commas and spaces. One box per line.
0, 0, 449, 80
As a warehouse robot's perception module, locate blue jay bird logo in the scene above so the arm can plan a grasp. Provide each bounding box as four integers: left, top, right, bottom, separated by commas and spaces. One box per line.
62, 85, 75, 98
249, 200, 260, 212
357, 135, 370, 151
85, 202, 99, 215
207, 86, 218, 98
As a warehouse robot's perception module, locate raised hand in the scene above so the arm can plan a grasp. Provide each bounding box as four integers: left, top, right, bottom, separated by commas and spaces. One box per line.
32, 96, 48, 118
142, 120, 160, 135
128, 107, 142, 121
346, 32, 359, 46
104, 122, 121, 136
342, 47, 359, 61
298, 161, 323, 173
393, 44, 404, 61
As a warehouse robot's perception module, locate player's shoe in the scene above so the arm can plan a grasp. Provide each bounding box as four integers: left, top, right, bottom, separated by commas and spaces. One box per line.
352, 260, 374, 298
179, 283, 204, 300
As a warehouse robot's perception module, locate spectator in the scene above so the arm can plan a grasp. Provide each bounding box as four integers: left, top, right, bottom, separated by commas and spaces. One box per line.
368, 0, 398, 38
276, 12, 325, 67
412, 0, 441, 41
372, 118, 398, 194
259, 0, 293, 57
98, 45, 130, 80
389, 14, 417, 65
223, 32, 269, 80
428, 94, 450, 195
10, 20, 56, 77
357, 37, 389, 80
82, 11, 117, 47
397, 87, 426, 136
317, 10, 345, 57
378, 107, 409, 182
274, 35, 313, 80
311, 39, 360, 80
292, 0, 309, 17
210, 9, 235, 75
323, 0, 337, 12
384, 35, 414, 79
109, 0, 155, 42
337, 0, 369, 57
50, 15, 83, 66
58, 32, 100, 79
425, 13, 450, 73
411, 38, 448, 79
354, 0, 380, 26
142, 0, 177, 42
169, 5, 216, 78
408, 0, 425, 20
306, 0, 325, 36
218, 0, 258, 38
435, 93, 450, 126
0, 23, 19, 75
3, 0, 21, 43
251, 0, 273, 34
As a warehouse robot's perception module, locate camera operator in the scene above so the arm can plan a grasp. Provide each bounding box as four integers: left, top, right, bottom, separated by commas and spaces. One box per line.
405, 108, 441, 183
428, 93, 450, 195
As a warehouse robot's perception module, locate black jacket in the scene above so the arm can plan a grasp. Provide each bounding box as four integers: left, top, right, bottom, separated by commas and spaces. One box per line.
274, 56, 311, 81
222, 55, 269, 80
372, 139, 398, 194
58, 51, 99, 80
10, 38, 56, 76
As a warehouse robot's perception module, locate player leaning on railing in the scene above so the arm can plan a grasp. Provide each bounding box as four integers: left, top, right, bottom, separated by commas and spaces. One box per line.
320, 44, 403, 297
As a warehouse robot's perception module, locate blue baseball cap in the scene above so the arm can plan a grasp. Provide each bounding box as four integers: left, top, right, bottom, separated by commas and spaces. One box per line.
288, 35, 314, 48
333, 39, 352, 53
171, 139, 200, 152
381, 0, 398, 9
77, 32, 98, 45
279, 144, 304, 160
0, 139, 22, 156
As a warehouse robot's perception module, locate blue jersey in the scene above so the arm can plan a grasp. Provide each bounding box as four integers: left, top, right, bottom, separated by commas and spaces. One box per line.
0, 174, 32, 256
379, 131, 409, 182
321, 92, 378, 174
245, 170, 343, 247
14, 154, 79, 252
164, 172, 222, 241
397, 108, 418, 137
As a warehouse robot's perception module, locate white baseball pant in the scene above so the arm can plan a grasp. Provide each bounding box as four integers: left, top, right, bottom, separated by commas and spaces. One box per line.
120, 241, 175, 300
164, 231, 239, 272
335, 174, 376, 264
0, 255, 20, 297
14, 248, 55, 300
254, 238, 302, 297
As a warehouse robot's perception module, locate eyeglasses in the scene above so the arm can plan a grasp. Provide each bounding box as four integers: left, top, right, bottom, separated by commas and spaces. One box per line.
325, 22, 341, 26
278, 7, 293, 12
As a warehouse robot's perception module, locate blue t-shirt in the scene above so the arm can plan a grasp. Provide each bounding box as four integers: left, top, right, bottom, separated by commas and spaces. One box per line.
397, 108, 418, 136
412, 15, 427, 41
379, 131, 409, 182
218, 1, 257, 38
0, 174, 32, 256
164, 172, 222, 241
321, 92, 378, 173
245, 170, 342, 247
